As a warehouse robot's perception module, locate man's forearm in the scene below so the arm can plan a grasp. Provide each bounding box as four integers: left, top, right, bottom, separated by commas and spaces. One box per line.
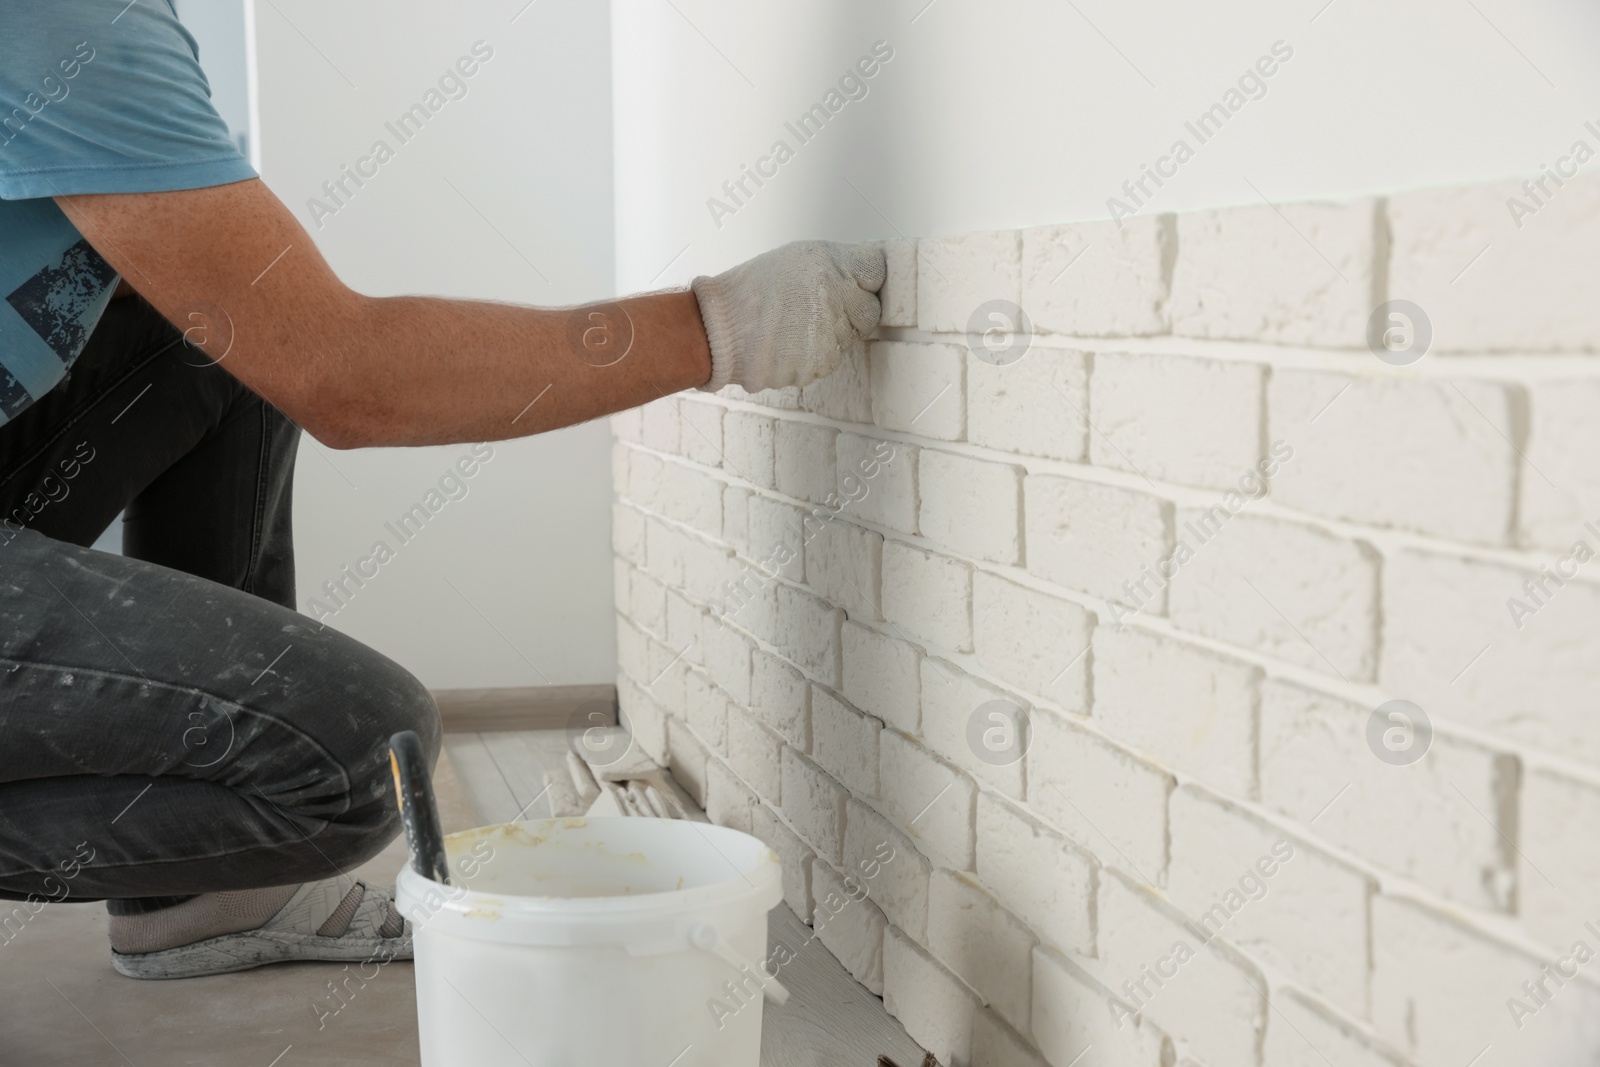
312, 289, 710, 448
56, 180, 711, 449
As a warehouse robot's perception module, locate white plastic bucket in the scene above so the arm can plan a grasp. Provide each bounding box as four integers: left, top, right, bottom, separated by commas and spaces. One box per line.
395, 817, 785, 1067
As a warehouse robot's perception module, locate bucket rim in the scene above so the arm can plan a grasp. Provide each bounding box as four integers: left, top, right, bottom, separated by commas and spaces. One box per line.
394, 816, 782, 927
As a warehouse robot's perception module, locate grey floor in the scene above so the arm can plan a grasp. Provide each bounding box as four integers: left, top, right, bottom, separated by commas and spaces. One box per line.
1, 730, 924, 1067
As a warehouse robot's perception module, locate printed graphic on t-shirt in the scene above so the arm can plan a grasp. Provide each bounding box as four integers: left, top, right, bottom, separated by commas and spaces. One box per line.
5, 237, 117, 363
0, 364, 30, 419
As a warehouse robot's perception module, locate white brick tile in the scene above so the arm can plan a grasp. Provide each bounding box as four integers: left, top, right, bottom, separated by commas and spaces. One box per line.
879, 729, 976, 872
1388, 174, 1600, 352
805, 518, 883, 622
1170, 199, 1380, 347
644, 639, 690, 719
884, 926, 982, 1067
973, 572, 1093, 713
844, 798, 932, 941
1022, 216, 1172, 337
800, 343, 873, 424
870, 341, 966, 441
781, 747, 846, 863
1519, 766, 1600, 949
879, 237, 918, 328
722, 485, 750, 554
678, 397, 724, 467
841, 621, 922, 734
920, 658, 1025, 798
774, 584, 843, 686
1263, 987, 1410, 1067
917, 230, 1023, 334
967, 348, 1090, 462
812, 860, 888, 994
666, 718, 710, 808
711, 564, 778, 646
1518, 380, 1600, 550
722, 410, 776, 489
1260, 678, 1513, 912
882, 541, 973, 653
1095, 872, 1267, 1067
641, 397, 680, 453
837, 432, 918, 533
726, 708, 783, 804
613, 502, 646, 566
1372, 895, 1600, 1064
616, 617, 651, 686
1167, 510, 1378, 681
1381, 546, 1600, 765
1032, 947, 1172, 1067
774, 420, 840, 505
627, 448, 663, 512
611, 407, 643, 443
652, 463, 723, 537
706, 757, 755, 834
645, 519, 690, 587
752, 802, 814, 919
1093, 627, 1258, 798
665, 590, 704, 665
976, 793, 1095, 956
811, 685, 880, 798
1025, 474, 1170, 607
1269, 369, 1517, 545
612, 557, 630, 616
929, 870, 1036, 1034
1028, 710, 1172, 883
702, 618, 753, 705
746, 494, 805, 582
919, 449, 1024, 564
750, 649, 810, 750
685, 668, 729, 752
1167, 786, 1371, 1018
1089, 351, 1264, 491
970, 1008, 1049, 1067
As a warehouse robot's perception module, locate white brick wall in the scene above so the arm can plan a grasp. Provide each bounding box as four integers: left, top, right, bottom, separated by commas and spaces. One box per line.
612, 176, 1600, 1065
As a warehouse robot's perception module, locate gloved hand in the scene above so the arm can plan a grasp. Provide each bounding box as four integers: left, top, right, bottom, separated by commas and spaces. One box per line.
690, 241, 886, 393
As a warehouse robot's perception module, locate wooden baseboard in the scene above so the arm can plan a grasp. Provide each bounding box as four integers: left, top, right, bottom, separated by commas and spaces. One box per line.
431, 683, 617, 734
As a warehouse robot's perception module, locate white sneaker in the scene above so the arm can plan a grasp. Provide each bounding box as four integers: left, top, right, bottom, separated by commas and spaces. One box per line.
110, 878, 411, 980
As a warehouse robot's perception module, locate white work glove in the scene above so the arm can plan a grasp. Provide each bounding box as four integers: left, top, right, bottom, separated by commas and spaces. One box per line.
691, 240, 886, 393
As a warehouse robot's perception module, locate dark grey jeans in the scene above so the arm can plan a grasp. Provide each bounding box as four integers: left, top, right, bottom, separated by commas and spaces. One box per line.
0, 294, 441, 912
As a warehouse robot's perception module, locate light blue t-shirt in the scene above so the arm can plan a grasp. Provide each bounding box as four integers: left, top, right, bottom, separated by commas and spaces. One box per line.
0, 0, 255, 425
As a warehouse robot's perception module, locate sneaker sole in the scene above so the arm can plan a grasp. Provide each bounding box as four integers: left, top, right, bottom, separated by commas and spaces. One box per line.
111, 928, 412, 980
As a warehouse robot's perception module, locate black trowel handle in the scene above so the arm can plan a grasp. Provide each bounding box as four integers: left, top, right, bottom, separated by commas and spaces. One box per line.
389, 730, 450, 885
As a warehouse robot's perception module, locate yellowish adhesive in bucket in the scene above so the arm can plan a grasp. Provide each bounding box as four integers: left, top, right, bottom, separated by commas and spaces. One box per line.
396, 817, 784, 1067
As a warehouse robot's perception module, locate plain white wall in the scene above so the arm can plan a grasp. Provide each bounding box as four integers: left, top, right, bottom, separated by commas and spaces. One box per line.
612, 0, 1600, 289
253, 0, 618, 688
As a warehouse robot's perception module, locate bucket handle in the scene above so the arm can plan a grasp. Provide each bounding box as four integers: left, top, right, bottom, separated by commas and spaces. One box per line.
688, 924, 790, 1006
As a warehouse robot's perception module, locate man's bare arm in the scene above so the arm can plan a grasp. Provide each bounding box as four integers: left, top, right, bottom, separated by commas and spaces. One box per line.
56, 179, 712, 449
